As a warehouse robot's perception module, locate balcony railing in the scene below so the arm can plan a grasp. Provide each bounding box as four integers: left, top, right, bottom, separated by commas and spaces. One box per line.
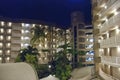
98, 0, 118, 17
99, 68, 119, 80
101, 56, 120, 67
100, 35, 120, 48
100, 13, 120, 33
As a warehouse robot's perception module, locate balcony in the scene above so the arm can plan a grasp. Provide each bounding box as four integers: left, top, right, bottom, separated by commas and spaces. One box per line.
100, 13, 120, 33
99, 68, 119, 80
98, 0, 118, 17
100, 35, 120, 48
101, 56, 120, 67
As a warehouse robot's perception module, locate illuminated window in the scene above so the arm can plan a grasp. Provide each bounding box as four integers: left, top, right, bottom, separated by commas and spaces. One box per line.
21, 30, 24, 33
32, 24, 35, 27
0, 35, 3, 40
7, 29, 11, 33
7, 50, 10, 54
0, 28, 4, 33
0, 57, 2, 60
45, 44, 47, 48
0, 50, 2, 53
7, 43, 11, 47
1, 21, 5, 26
24, 43, 29, 46
7, 36, 11, 40
8, 22, 12, 27
21, 36, 24, 40
6, 57, 10, 61
24, 37, 29, 40
25, 30, 29, 33
39, 44, 41, 47
21, 43, 23, 47
25, 24, 30, 27
45, 38, 47, 41
21, 23, 24, 27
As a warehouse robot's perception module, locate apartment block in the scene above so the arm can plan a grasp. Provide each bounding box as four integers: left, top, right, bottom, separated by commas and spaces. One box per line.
0, 19, 71, 64
92, 0, 120, 79
71, 11, 94, 65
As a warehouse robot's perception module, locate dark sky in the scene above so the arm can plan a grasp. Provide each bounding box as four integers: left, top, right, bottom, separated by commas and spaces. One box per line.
0, 0, 91, 28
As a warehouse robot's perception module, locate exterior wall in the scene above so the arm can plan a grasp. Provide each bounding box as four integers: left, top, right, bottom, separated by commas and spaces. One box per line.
92, 0, 120, 79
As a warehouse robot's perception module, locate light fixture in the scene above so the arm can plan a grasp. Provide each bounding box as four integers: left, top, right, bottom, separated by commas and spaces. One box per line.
8, 22, 12, 27
1, 21, 5, 26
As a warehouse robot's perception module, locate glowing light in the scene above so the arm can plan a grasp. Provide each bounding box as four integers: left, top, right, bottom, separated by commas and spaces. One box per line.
21, 23, 24, 27
0, 36, 3, 40
0, 50, 2, 53
1, 21, 4, 26
8, 22, 12, 26
8, 29, 11, 33
32, 24, 35, 27
0, 28, 4, 33
0, 57, 2, 60
7, 57, 10, 61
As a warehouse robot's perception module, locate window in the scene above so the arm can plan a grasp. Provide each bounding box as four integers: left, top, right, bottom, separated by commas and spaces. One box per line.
0, 28, 4, 33
79, 38, 85, 42
79, 44, 85, 49
78, 31, 85, 35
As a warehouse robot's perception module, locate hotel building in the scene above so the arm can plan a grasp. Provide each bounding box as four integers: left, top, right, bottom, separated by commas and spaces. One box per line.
71, 11, 94, 65
92, 0, 120, 79
0, 18, 71, 64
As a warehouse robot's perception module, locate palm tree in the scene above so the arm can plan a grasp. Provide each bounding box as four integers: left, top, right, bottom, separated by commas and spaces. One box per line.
16, 46, 39, 63
30, 25, 46, 45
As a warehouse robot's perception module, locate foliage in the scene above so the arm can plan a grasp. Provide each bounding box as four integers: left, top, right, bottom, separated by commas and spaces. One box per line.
51, 44, 72, 80
16, 46, 39, 62
30, 25, 46, 44
35, 64, 49, 78
25, 54, 37, 64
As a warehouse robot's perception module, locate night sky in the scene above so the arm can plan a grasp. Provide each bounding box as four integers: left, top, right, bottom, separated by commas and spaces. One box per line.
0, 0, 91, 28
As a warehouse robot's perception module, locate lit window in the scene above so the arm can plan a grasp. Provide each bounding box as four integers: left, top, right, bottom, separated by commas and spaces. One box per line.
25, 30, 29, 33
7, 36, 11, 40
7, 43, 11, 47
24, 43, 29, 46
0, 35, 3, 40
0, 57, 2, 60
89, 39, 93, 42
39, 44, 41, 47
7, 50, 10, 54
45, 44, 47, 48
25, 24, 30, 27
21, 44, 23, 47
1, 21, 5, 26
7, 29, 11, 33
21, 36, 24, 40
8, 22, 12, 27
53, 39, 55, 42
32, 24, 35, 27
45, 25, 48, 28
21, 23, 24, 27
45, 38, 47, 41
53, 45, 55, 48
0, 50, 2, 53
0, 28, 4, 33
21, 30, 24, 33
6, 57, 10, 61
24, 37, 29, 40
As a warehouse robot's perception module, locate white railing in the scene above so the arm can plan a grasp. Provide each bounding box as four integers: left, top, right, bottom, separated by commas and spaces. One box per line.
100, 13, 120, 33
99, 0, 118, 17
101, 56, 120, 67
99, 68, 119, 80
100, 35, 120, 48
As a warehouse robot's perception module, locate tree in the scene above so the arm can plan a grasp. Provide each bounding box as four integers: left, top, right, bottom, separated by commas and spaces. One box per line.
30, 26, 46, 45
16, 46, 39, 64
50, 44, 72, 80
